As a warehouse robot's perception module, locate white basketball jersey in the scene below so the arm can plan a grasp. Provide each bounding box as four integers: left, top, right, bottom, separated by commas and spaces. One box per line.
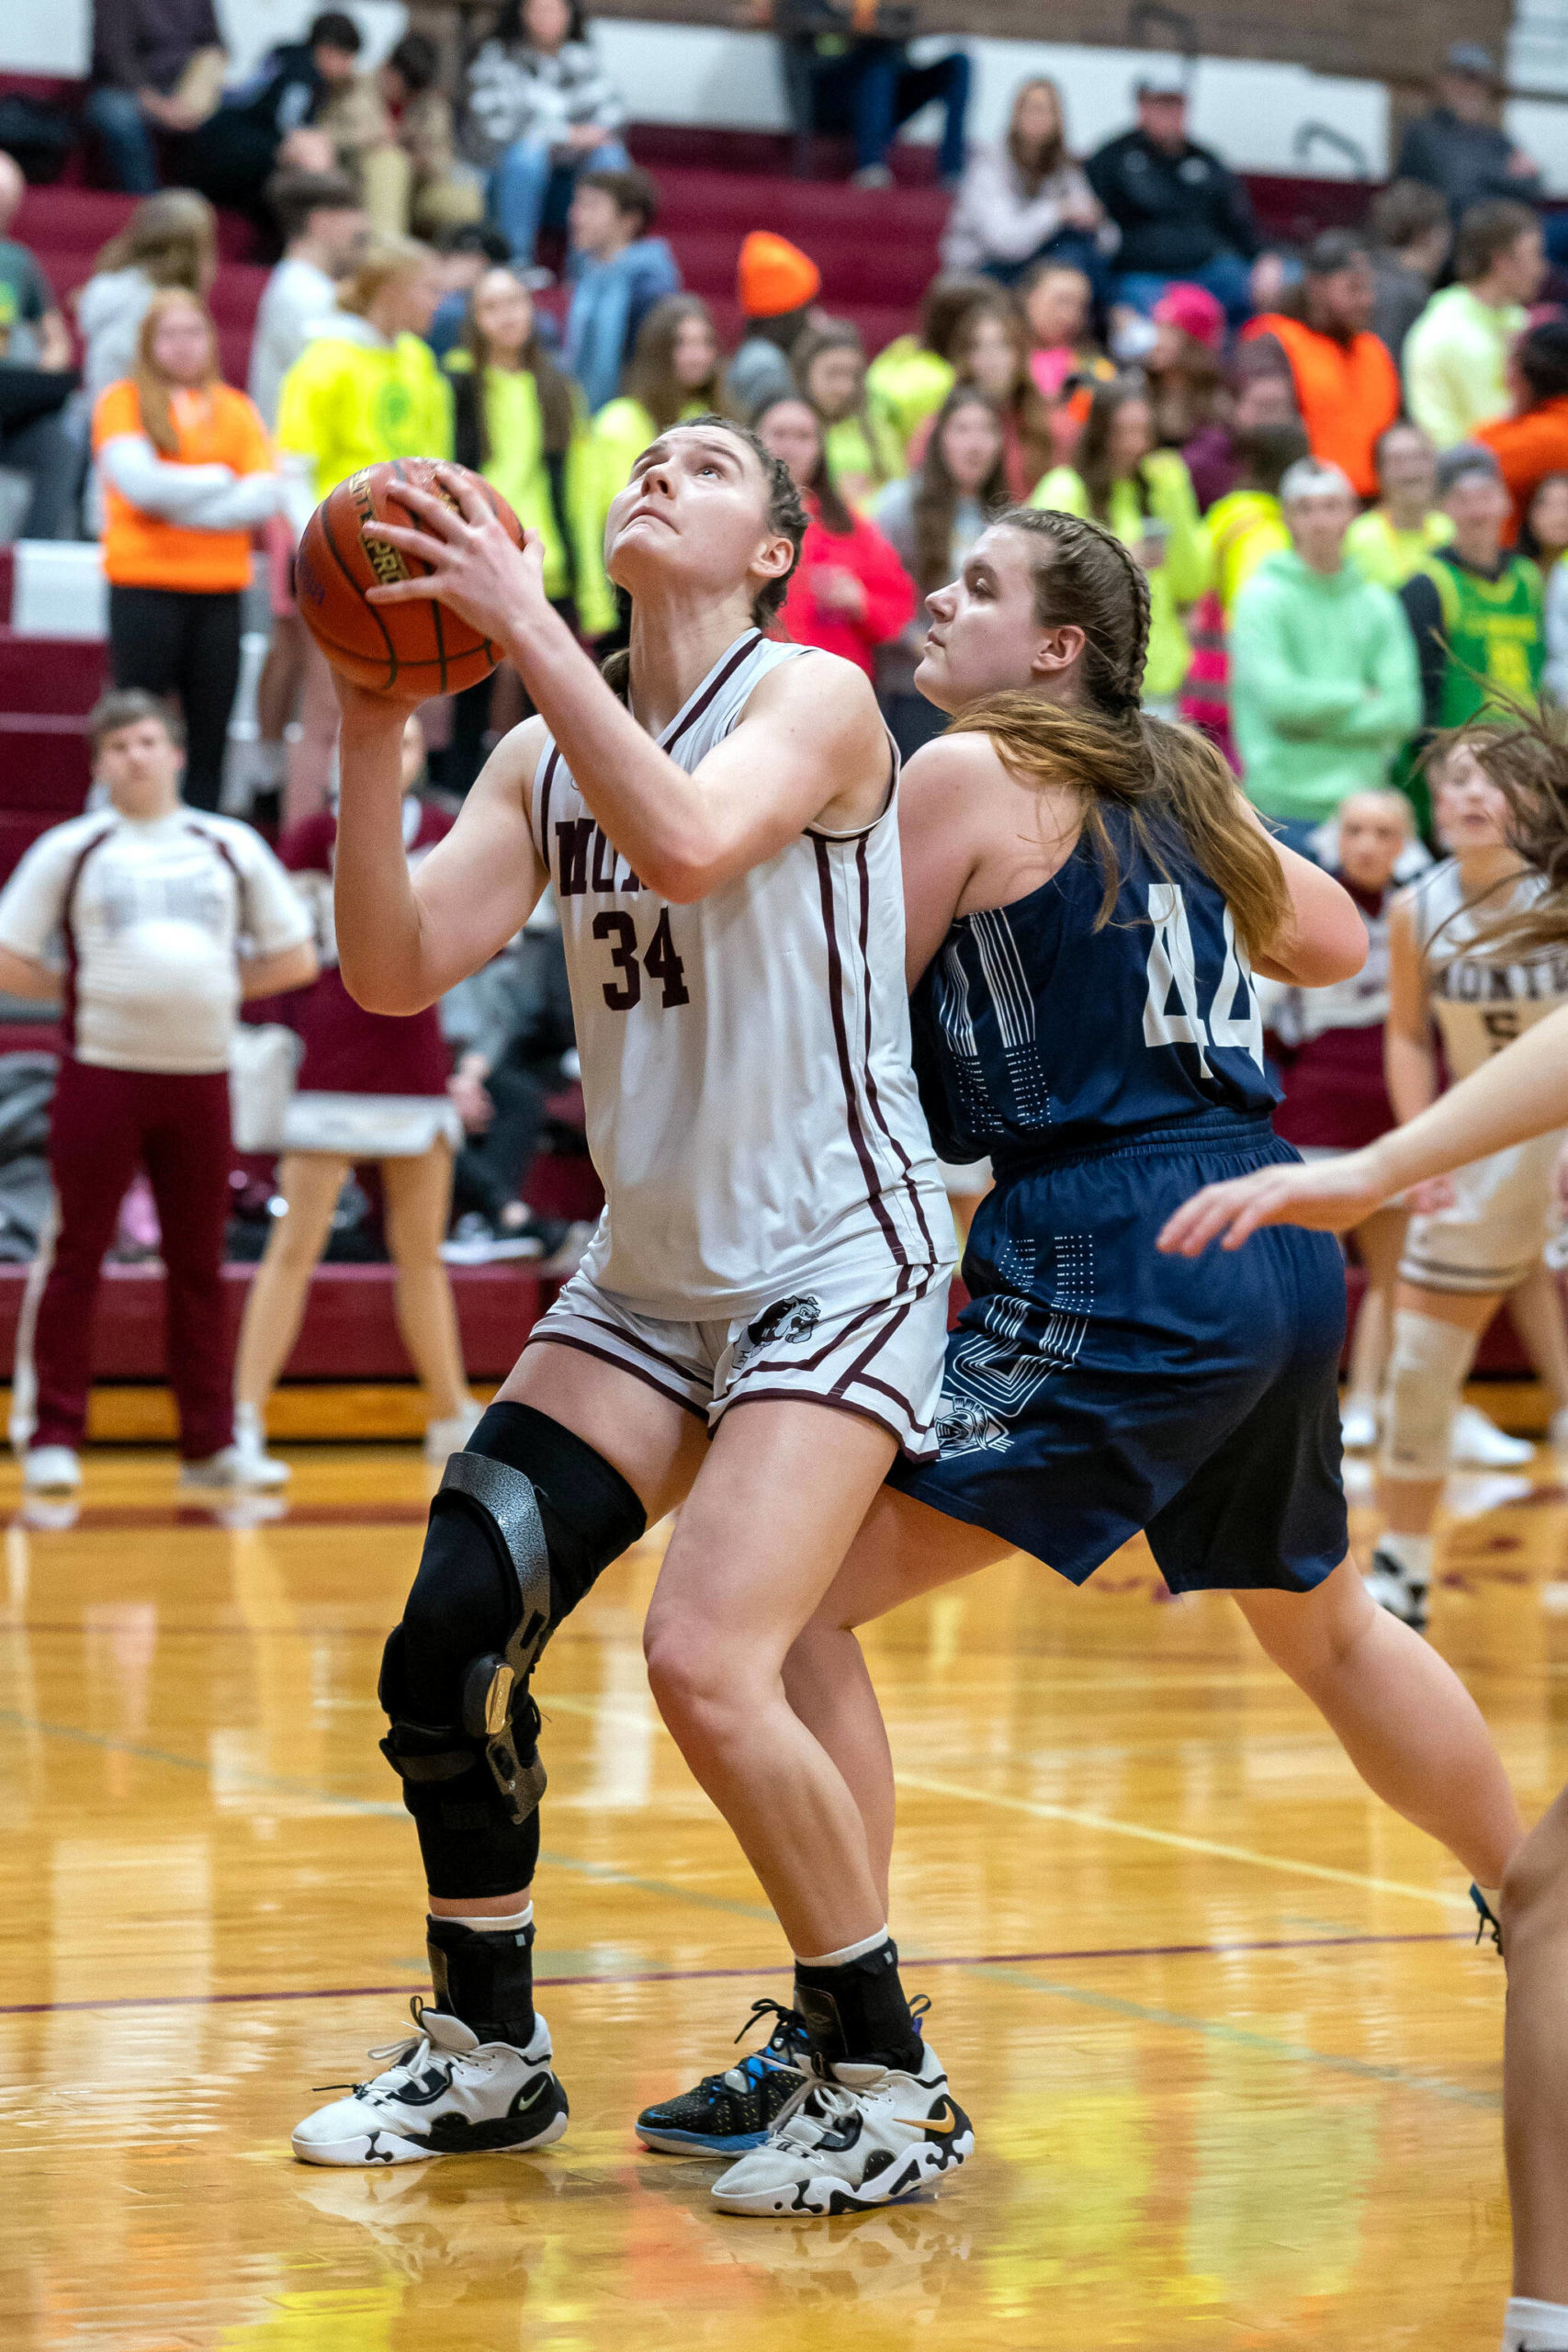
529, 630, 953, 1318
1410, 858, 1568, 1080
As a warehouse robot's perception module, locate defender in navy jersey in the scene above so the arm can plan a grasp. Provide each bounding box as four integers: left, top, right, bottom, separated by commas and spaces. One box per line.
823, 515, 1521, 1912
899, 797, 1344, 1587
645, 506, 1523, 2163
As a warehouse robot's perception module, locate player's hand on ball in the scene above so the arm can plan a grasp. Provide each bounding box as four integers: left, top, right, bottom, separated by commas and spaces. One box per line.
1156, 1148, 1389, 1256
331, 669, 426, 726
363, 465, 548, 646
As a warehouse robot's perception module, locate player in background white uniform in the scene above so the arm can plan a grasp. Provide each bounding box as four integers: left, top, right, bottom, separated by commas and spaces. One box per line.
288, 422, 968, 2217
1158, 710, 1568, 2352
1370, 739, 1568, 1626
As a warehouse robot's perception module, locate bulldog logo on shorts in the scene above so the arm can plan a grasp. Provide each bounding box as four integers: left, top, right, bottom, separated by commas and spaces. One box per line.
731, 1294, 822, 1370
934, 1393, 1010, 1457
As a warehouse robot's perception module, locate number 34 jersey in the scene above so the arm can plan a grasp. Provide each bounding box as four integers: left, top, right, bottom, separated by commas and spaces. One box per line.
527, 630, 953, 1320
908, 805, 1279, 1168
1407, 857, 1568, 1081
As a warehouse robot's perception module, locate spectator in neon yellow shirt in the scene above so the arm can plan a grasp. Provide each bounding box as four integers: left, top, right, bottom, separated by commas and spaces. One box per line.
1404, 199, 1544, 447
276, 235, 451, 820
1031, 376, 1209, 709
1344, 420, 1453, 588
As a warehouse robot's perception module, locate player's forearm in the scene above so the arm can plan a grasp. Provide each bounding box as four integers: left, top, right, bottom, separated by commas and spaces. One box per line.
505, 606, 733, 900
0, 944, 60, 1001
1366, 1008, 1568, 1196
333, 716, 442, 1013
1385, 1031, 1438, 1125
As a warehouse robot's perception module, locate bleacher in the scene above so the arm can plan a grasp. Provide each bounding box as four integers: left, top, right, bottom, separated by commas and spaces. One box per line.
4, 121, 1525, 1398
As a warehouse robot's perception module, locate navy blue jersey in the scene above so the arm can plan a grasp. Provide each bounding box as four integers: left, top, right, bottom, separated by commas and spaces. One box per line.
909, 808, 1280, 1166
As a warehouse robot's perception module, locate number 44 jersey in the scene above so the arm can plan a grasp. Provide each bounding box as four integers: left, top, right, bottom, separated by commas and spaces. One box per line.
908, 803, 1279, 1169
527, 631, 952, 1320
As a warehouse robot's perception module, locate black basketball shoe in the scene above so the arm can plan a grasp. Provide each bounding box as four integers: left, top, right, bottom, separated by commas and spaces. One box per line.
636, 1999, 814, 2156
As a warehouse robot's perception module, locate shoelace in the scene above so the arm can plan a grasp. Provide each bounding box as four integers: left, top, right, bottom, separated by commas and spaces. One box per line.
704, 1998, 810, 2096
732, 1996, 808, 2058
311, 2000, 453, 2097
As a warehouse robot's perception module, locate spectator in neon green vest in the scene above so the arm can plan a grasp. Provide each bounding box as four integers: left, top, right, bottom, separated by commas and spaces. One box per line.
1399, 442, 1544, 734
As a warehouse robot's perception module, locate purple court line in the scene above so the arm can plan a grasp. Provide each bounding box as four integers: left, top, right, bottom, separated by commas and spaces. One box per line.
0, 1930, 1473, 2018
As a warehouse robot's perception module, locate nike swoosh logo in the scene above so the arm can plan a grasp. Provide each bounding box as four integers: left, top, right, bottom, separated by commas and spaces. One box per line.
894, 2103, 957, 2134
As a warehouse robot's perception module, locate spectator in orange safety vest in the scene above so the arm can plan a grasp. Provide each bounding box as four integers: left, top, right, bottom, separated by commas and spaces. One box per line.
1241, 232, 1402, 500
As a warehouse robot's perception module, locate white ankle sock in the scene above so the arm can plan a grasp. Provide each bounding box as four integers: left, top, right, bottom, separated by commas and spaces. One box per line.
429, 1901, 534, 1934
795, 1925, 889, 1969
1504, 2297, 1568, 2349
1377, 1528, 1433, 1584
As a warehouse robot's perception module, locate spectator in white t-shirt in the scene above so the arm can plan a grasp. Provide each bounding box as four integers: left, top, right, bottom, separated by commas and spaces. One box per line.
0, 691, 317, 1496
248, 169, 367, 432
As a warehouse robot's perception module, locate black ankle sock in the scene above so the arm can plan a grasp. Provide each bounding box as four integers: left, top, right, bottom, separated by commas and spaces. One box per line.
793, 1938, 922, 2072
426, 1915, 536, 2049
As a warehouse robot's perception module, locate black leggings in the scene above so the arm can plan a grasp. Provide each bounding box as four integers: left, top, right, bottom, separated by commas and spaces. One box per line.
108, 585, 243, 811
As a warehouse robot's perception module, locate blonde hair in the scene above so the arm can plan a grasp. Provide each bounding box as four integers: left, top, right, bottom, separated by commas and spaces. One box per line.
132, 288, 220, 458
950, 509, 1292, 963
96, 189, 217, 291
338, 234, 434, 319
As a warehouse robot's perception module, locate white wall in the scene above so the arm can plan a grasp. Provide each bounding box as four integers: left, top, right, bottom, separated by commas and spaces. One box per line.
0, 1, 1393, 179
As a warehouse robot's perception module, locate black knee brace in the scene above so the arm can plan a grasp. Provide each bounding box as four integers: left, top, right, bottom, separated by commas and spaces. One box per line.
379, 1402, 646, 1896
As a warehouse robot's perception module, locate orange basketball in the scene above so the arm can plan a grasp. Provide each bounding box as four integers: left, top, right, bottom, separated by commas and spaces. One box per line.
294, 458, 525, 695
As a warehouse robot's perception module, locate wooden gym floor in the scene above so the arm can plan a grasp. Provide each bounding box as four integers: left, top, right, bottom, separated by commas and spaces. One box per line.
0, 1409, 1558, 2351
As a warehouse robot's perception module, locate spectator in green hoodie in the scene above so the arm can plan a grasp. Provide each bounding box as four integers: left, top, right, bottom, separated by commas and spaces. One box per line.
1229, 457, 1423, 850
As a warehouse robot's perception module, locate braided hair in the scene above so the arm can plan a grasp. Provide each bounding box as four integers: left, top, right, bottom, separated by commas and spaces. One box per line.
945, 505, 1292, 961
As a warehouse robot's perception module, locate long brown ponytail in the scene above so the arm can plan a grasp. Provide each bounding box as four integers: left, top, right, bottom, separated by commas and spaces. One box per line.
949, 508, 1292, 961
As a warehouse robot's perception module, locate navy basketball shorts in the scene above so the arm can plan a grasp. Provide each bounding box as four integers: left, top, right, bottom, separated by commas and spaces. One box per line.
887, 1112, 1349, 1595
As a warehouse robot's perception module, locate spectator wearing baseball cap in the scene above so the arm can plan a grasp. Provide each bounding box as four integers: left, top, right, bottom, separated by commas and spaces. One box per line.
1396, 43, 1544, 222
1241, 232, 1401, 499
1474, 322, 1568, 543
1145, 282, 1229, 457
1085, 64, 1276, 326
728, 231, 822, 420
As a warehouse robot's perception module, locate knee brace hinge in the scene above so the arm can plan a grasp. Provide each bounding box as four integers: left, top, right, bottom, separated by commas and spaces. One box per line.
444, 1451, 553, 1825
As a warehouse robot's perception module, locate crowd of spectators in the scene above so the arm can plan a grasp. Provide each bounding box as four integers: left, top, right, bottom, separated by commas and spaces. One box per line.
4, 17, 1568, 1480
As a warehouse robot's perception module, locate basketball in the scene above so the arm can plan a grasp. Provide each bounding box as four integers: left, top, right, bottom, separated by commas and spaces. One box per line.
294, 458, 525, 695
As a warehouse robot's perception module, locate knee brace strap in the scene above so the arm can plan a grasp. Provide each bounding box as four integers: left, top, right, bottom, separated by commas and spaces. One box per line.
1381, 1308, 1478, 1482
381, 1406, 647, 1838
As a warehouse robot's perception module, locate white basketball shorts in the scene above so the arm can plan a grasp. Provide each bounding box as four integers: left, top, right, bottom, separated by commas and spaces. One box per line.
1399, 1131, 1566, 1295
525, 1260, 951, 1460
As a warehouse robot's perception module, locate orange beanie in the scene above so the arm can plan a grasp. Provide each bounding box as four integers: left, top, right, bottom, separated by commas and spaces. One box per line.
738, 231, 822, 320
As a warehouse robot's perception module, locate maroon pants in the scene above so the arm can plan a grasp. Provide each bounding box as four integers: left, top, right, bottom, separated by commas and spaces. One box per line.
28, 1058, 234, 1459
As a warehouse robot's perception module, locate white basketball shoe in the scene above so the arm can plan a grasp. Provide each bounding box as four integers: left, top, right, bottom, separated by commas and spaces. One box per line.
291, 1998, 569, 2166
710, 2038, 972, 2216
1450, 1404, 1533, 1468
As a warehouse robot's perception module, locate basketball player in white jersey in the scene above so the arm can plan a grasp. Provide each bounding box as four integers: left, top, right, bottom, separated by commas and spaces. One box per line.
1366, 737, 1568, 1628
288, 422, 970, 2216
